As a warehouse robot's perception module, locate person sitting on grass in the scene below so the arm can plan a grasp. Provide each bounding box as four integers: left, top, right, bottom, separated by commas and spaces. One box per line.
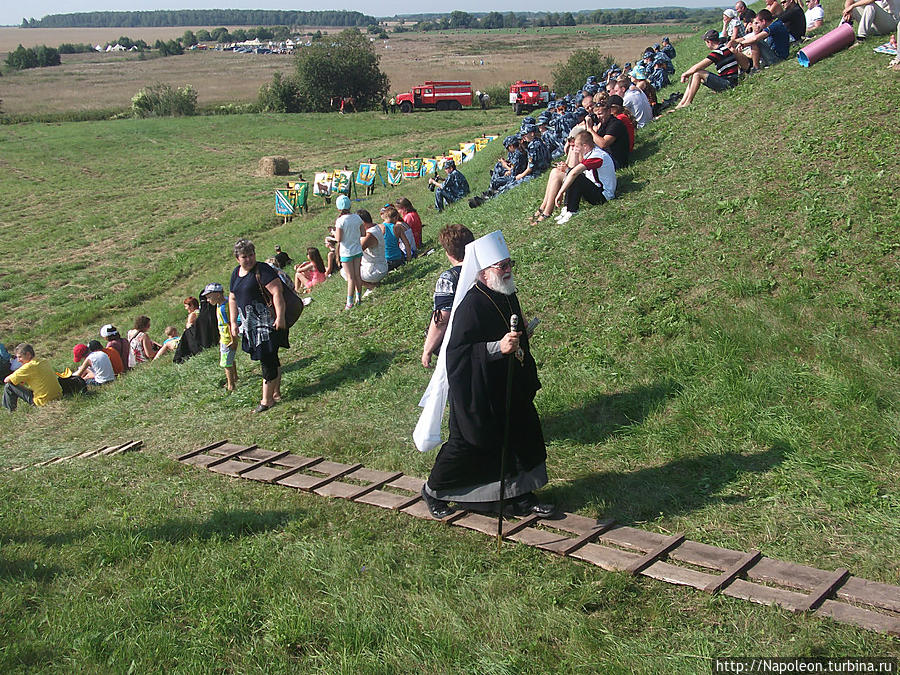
587, 97, 631, 169
805, 0, 825, 30
200, 282, 237, 393
152, 326, 181, 360
421, 224, 474, 368
842, 0, 900, 44
294, 247, 327, 292
554, 130, 617, 225
129, 315, 160, 365
737, 9, 790, 69
428, 159, 470, 212
395, 197, 423, 249
101, 325, 130, 372
381, 205, 415, 271
184, 297, 200, 330
675, 30, 746, 109
73, 341, 116, 385
356, 209, 388, 295
3, 343, 63, 412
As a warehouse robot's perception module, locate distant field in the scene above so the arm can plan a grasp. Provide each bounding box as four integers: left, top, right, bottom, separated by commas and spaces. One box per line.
0, 24, 693, 115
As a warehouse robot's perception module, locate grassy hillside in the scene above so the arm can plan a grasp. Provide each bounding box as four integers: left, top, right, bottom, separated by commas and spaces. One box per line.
1, 12, 898, 671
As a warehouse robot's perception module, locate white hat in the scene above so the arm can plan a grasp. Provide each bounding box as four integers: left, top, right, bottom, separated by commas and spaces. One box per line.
100, 324, 118, 338
413, 230, 510, 452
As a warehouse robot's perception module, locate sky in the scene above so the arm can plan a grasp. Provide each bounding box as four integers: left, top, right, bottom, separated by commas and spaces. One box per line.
3, 1, 718, 28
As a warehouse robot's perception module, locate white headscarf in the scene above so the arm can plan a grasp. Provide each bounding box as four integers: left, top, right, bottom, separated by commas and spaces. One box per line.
413, 230, 510, 452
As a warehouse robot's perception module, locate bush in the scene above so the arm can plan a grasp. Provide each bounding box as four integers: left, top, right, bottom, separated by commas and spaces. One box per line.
483, 83, 512, 109
257, 72, 303, 113
131, 83, 197, 118
551, 48, 615, 96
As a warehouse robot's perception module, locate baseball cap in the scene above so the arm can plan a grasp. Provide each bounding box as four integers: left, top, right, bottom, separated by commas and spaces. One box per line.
703, 29, 721, 41
336, 194, 351, 210
201, 282, 223, 296
73, 343, 89, 362
100, 324, 118, 338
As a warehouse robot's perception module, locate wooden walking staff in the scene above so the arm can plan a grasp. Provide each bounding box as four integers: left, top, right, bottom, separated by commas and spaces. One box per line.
497, 313, 519, 553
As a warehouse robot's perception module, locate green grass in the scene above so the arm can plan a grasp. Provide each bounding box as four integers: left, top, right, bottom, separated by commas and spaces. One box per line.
1, 7, 899, 669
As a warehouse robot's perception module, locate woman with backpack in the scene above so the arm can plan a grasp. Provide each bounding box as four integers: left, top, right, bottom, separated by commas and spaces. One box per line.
228, 238, 289, 413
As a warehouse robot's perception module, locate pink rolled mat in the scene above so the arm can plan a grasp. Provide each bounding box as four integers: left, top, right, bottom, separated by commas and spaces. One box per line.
798, 22, 856, 67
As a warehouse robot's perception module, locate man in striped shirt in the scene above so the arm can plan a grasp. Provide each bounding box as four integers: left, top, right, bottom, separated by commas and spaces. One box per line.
675, 30, 747, 109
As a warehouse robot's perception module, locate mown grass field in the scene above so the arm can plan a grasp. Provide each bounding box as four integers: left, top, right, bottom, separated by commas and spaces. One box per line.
1, 4, 898, 670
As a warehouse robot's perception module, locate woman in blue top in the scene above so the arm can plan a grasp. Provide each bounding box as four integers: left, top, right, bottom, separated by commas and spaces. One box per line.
380, 205, 414, 271
228, 239, 288, 413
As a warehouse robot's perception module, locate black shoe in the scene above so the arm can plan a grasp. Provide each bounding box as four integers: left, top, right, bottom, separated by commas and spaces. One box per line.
421, 485, 455, 519
514, 492, 556, 517
468, 196, 485, 208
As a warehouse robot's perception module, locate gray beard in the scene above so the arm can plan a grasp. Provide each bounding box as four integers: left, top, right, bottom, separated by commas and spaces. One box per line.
483, 269, 517, 296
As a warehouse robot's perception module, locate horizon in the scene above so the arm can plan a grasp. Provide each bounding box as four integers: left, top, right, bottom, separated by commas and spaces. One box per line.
3, 2, 719, 29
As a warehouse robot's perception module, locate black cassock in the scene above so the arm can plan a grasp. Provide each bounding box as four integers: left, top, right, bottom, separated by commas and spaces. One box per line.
426, 281, 547, 502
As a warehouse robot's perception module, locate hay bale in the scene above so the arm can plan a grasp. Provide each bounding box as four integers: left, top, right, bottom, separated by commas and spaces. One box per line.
258, 156, 290, 176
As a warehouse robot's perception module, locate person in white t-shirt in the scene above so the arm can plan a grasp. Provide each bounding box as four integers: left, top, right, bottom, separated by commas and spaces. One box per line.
553, 130, 617, 225
613, 78, 653, 128
805, 0, 825, 29
334, 194, 365, 309
73, 341, 115, 385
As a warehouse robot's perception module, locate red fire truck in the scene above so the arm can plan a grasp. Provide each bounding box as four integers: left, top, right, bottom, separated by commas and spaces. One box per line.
397, 81, 473, 112
509, 80, 549, 114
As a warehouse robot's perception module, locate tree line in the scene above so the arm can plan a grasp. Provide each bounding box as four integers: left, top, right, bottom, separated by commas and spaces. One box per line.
21, 10, 376, 29
395, 7, 719, 31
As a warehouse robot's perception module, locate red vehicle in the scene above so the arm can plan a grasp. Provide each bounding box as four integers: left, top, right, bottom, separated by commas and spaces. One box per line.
509, 80, 549, 115
397, 81, 472, 112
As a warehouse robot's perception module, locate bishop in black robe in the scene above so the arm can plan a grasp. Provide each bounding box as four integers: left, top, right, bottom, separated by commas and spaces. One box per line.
424, 279, 548, 506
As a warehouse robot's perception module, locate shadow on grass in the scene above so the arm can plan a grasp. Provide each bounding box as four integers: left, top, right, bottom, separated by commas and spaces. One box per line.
550, 441, 791, 523
542, 380, 681, 445
281, 354, 316, 375
140, 508, 300, 543
0, 557, 66, 583
1, 509, 302, 549
286, 349, 397, 399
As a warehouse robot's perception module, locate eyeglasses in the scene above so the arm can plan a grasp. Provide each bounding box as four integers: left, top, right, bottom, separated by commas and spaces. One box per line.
490, 259, 515, 271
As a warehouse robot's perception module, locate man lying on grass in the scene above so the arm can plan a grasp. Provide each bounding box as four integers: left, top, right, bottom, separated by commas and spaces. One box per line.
553, 130, 617, 225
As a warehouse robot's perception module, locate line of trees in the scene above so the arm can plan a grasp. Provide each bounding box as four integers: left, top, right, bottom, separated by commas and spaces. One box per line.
5, 44, 61, 70
396, 7, 719, 31
21, 10, 376, 29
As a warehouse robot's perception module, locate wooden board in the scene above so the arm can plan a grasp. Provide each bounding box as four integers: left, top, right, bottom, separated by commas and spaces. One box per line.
176, 443, 900, 637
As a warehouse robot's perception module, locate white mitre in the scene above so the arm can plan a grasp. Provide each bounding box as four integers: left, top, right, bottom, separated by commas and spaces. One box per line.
413, 230, 510, 452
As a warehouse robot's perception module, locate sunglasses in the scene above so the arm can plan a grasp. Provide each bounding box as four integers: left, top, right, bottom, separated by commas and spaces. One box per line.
490, 259, 515, 271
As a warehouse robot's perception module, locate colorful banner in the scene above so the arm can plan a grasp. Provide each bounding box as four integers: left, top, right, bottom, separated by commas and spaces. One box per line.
460, 143, 476, 161
332, 170, 353, 195
356, 163, 378, 186
313, 171, 332, 196
402, 158, 423, 178
421, 158, 439, 176
449, 150, 464, 166
475, 138, 490, 151
275, 189, 295, 216
275, 182, 308, 216
386, 160, 403, 186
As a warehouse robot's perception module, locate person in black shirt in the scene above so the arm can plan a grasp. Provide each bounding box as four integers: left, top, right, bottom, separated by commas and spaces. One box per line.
776, 0, 807, 41
588, 99, 630, 169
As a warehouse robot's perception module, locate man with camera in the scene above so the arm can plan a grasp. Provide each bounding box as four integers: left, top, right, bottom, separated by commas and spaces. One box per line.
428, 159, 470, 212
586, 98, 630, 170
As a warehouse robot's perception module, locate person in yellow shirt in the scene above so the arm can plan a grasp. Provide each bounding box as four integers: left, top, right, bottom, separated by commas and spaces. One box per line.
3, 343, 63, 411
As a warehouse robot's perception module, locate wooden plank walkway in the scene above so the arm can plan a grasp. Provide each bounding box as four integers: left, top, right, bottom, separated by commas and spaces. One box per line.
9, 441, 143, 471
177, 440, 900, 637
